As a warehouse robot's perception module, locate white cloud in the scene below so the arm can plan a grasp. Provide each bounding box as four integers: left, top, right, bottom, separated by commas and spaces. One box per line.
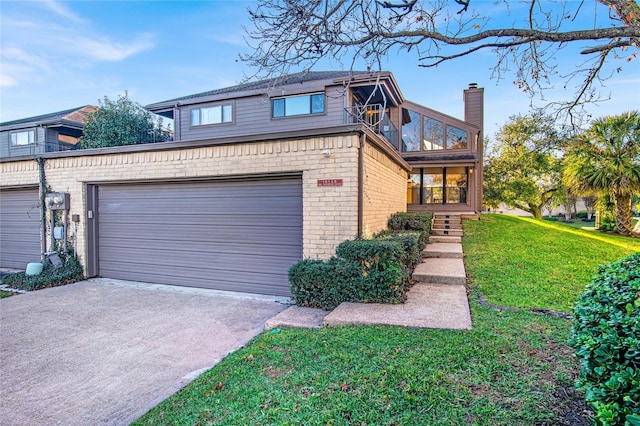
64, 33, 155, 61
40, 0, 84, 23
0, 3, 155, 90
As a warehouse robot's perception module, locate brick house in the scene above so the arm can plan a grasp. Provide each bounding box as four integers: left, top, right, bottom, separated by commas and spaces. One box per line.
0, 71, 483, 296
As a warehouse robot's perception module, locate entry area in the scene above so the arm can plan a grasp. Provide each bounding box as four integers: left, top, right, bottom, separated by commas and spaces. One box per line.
86, 176, 302, 296
0, 187, 41, 269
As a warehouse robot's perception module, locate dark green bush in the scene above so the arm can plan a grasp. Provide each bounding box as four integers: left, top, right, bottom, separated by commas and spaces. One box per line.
387, 211, 433, 246
569, 253, 640, 426
290, 239, 409, 310
373, 230, 422, 270
2, 252, 84, 291
289, 258, 363, 311
336, 239, 404, 269
598, 215, 616, 232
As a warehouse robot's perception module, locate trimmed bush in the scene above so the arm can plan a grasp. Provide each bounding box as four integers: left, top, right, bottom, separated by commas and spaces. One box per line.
290, 239, 409, 310
289, 258, 363, 311
569, 253, 640, 426
387, 211, 433, 246
373, 230, 422, 270
3, 252, 84, 291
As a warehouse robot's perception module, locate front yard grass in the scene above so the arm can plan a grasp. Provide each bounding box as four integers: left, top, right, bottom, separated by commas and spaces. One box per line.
134, 213, 630, 425
463, 214, 640, 313
135, 303, 579, 425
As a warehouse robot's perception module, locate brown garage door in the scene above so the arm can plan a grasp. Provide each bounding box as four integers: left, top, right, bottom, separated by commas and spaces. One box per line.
0, 187, 41, 269
93, 177, 302, 296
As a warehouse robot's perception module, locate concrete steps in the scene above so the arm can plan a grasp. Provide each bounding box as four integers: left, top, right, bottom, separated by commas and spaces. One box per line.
422, 243, 463, 259
431, 213, 465, 237
429, 235, 461, 244
412, 258, 466, 285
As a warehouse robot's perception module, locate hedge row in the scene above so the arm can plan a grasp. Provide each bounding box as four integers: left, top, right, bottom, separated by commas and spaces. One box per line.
569, 252, 640, 426
289, 211, 432, 310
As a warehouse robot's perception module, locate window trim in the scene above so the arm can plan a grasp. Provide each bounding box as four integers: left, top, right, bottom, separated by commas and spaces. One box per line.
190, 102, 234, 127
10, 129, 36, 147
271, 92, 326, 118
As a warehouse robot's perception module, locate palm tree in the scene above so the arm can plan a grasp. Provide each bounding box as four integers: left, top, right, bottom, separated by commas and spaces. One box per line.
564, 111, 640, 236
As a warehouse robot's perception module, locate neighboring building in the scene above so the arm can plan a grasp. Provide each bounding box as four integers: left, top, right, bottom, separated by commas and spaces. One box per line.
0, 71, 483, 297
0, 106, 97, 158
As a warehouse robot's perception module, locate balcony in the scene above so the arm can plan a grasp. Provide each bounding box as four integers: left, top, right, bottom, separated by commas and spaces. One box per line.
345, 104, 400, 150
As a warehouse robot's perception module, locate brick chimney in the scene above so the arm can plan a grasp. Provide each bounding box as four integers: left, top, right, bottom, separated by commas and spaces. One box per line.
463, 83, 484, 213
463, 83, 484, 138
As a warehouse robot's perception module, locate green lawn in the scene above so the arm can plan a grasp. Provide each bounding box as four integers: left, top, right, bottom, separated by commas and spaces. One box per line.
0, 289, 14, 298
463, 214, 640, 313
134, 214, 638, 425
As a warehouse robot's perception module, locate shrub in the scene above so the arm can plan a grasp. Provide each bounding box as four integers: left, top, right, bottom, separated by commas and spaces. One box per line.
373, 230, 422, 270
387, 211, 433, 246
290, 239, 409, 310
598, 214, 616, 232
3, 252, 84, 291
289, 258, 363, 311
569, 253, 640, 426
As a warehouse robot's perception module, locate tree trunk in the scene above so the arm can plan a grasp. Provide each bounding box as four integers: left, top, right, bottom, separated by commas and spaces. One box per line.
529, 205, 543, 219
613, 191, 634, 236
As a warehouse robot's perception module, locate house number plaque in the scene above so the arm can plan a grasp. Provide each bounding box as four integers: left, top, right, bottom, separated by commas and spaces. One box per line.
317, 179, 343, 187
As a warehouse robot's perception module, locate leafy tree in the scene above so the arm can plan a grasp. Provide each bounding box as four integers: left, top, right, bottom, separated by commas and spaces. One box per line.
483, 113, 563, 218
80, 92, 171, 149
564, 111, 640, 236
243, 0, 639, 118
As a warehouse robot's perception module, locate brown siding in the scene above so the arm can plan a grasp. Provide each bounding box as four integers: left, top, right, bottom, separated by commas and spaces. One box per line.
179, 86, 349, 142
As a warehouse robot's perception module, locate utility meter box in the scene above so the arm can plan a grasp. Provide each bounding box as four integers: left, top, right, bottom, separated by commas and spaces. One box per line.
46, 192, 70, 210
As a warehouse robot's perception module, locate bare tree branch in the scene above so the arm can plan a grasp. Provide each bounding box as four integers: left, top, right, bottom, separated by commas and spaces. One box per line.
242, 0, 640, 121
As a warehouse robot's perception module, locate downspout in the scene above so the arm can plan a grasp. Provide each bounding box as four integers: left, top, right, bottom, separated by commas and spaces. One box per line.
357, 132, 365, 238
36, 157, 47, 261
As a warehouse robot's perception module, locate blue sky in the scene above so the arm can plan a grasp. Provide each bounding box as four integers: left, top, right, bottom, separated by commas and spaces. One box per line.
1, 0, 638, 138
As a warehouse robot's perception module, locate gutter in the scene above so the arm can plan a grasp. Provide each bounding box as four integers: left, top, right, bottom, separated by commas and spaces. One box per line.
35, 157, 47, 261
358, 132, 365, 238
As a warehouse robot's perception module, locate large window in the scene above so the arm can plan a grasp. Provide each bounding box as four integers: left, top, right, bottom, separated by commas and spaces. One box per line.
10, 130, 35, 146
408, 167, 468, 205
446, 125, 467, 149
402, 110, 421, 152
272, 93, 325, 118
401, 108, 469, 152
191, 104, 233, 126
423, 118, 444, 151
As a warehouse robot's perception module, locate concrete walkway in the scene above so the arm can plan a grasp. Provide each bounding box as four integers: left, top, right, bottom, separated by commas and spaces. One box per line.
267, 214, 473, 330
0, 279, 287, 426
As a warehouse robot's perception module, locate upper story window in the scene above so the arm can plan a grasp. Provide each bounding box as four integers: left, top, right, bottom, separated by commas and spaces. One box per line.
10, 130, 35, 146
191, 104, 233, 126
272, 93, 325, 118
401, 108, 468, 152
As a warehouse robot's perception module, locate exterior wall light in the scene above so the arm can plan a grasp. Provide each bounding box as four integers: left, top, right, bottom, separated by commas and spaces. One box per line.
322, 148, 331, 157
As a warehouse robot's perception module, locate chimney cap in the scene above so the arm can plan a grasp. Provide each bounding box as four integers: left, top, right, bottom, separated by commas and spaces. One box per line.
468, 82, 478, 89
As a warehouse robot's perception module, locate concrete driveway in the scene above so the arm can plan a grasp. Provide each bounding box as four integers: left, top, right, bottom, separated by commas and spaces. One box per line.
0, 278, 288, 425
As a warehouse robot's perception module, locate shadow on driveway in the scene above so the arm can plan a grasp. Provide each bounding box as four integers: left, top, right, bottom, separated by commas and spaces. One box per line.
0, 278, 287, 425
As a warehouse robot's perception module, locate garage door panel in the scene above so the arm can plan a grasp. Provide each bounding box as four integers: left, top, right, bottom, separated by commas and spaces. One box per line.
96, 178, 302, 296
99, 213, 301, 229
97, 267, 290, 295
98, 225, 301, 245
99, 239, 300, 257
0, 188, 41, 268
99, 199, 302, 216
99, 246, 300, 271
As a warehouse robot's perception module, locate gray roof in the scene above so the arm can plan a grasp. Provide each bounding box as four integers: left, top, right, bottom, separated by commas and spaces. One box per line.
151, 71, 378, 105
0, 106, 95, 128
